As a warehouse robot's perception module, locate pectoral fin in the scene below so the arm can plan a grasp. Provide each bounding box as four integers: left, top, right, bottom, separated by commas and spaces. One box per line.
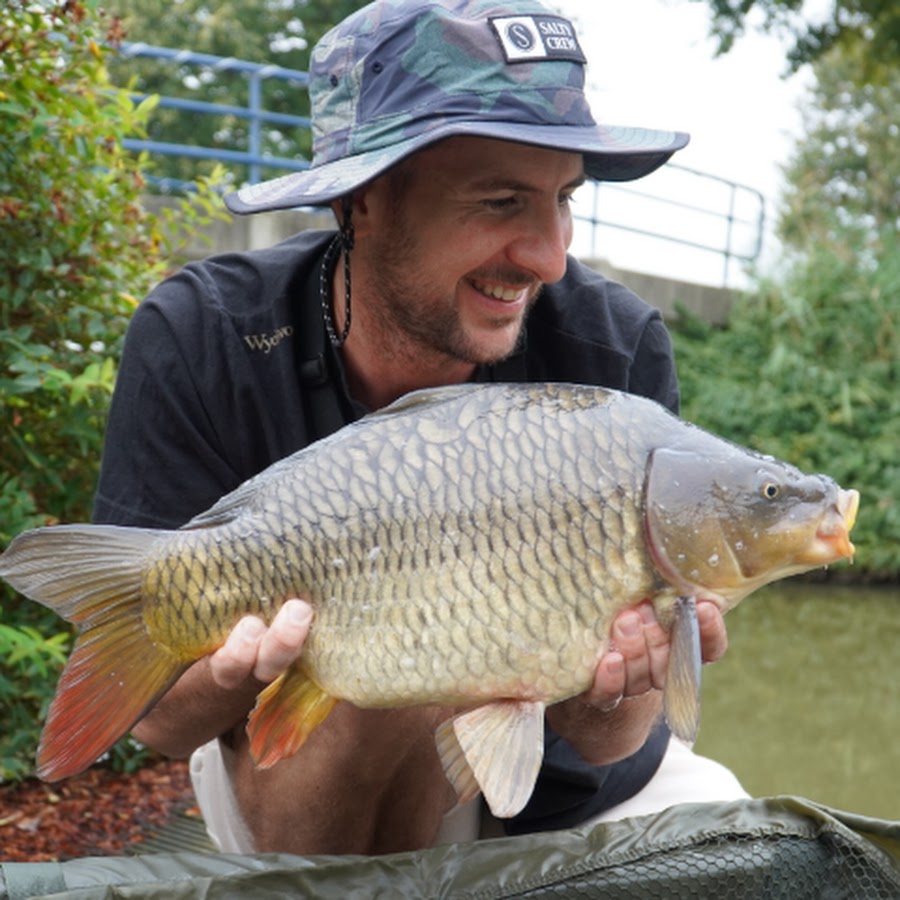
663, 595, 702, 744
435, 700, 545, 818
247, 666, 338, 768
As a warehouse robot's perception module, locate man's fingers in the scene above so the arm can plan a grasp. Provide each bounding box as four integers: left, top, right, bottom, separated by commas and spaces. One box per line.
253, 599, 314, 683
210, 615, 267, 689
584, 606, 660, 709
608, 609, 650, 699
610, 605, 669, 695
697, 600, 728, 663
579, 599, 729, 717
591, 651, 626, 711
207, 600, 314, 690
635, 602, 671, 688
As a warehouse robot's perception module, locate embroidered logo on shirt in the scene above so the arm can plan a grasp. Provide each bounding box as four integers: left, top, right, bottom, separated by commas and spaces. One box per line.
243, 325, 293, 354
489, 15, 586, 64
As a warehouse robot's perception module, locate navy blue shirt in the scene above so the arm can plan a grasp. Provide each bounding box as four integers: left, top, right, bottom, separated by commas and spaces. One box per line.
93, 229, 678, 833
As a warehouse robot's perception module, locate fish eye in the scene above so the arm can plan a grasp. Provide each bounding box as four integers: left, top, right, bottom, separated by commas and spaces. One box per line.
761, 482, 780, 500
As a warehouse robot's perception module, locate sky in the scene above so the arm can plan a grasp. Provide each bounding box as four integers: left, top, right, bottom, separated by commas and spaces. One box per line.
552, 0, 819, 286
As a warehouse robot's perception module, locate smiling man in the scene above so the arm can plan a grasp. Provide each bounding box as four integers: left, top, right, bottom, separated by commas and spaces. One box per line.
333, 136, 585, 409
93, 0, 746, 856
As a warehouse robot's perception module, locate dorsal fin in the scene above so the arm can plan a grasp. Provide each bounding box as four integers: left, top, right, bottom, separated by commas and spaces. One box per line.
367, 383, 486, 418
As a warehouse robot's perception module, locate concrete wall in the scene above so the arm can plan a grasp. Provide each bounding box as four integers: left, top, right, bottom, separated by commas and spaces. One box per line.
149, 199, 733, 324
582, 259, 734, 325
144, 196, 334, 258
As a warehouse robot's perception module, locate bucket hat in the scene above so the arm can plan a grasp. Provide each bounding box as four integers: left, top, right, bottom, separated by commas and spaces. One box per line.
226, 0, 689, 214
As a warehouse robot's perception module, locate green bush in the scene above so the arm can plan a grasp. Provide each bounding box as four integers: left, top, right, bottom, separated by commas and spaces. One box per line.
671, 226, 900, 581
0, 624, 69, 782
0, 0, 224, 781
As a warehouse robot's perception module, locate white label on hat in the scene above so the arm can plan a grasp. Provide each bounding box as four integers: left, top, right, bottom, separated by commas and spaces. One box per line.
489, 15, 586, 64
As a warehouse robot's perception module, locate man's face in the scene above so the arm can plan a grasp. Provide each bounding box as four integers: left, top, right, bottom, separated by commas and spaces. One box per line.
357, 136, 584, 368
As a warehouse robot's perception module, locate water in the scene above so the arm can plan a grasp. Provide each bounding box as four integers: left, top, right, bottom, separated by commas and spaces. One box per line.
693, 582, 900, 821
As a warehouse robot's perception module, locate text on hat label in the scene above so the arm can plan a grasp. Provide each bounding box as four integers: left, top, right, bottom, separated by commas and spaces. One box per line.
489, 15, 586, 65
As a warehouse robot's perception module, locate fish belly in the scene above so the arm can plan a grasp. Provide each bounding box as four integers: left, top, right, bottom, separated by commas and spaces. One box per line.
299, 493, 656, 708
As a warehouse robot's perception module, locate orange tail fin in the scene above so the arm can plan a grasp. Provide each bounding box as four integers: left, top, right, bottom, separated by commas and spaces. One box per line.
0, 524, 185, 781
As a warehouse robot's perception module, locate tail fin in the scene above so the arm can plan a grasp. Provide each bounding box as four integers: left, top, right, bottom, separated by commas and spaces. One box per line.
0, 524, 187, 781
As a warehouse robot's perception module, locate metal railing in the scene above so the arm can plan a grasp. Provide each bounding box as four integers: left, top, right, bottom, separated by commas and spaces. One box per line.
112, 42, 765, 286
116, 42, 311, 186
575, 166, 766, 286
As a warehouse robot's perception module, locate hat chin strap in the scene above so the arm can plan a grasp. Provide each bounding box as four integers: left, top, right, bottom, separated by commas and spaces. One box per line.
320, 196, 354, 348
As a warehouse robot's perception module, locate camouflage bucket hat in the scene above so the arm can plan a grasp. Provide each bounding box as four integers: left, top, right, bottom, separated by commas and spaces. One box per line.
226, 0, 689, 214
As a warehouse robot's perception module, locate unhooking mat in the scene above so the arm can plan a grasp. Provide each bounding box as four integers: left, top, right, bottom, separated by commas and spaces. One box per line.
2, 796, 900, 899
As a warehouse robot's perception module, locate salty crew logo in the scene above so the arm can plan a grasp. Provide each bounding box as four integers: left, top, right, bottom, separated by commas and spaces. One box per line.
489, 15, 586, 64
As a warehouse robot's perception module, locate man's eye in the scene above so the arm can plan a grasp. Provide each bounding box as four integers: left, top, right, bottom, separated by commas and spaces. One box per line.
482, 195, 519, 211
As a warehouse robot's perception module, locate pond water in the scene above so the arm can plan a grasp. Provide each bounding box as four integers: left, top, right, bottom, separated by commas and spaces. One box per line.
693, 582, 900, 821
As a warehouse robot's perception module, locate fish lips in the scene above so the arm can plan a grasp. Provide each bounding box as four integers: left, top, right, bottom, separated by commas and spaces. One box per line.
794, 487, 859, 566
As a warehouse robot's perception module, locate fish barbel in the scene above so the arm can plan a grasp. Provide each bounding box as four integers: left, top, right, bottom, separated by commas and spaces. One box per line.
0, 383, 858, 816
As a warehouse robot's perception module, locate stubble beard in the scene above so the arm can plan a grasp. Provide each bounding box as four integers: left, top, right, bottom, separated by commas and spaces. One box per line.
364, 227, 538, 370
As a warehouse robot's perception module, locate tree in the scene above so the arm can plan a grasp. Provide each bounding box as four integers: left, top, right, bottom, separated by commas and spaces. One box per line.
101, 0, 370, 185
692, 0, 900, 83
777, 47, 899, 256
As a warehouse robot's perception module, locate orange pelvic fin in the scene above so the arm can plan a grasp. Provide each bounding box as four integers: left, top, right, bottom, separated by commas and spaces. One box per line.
247, 666, 338, 768
0, 523, 185, 781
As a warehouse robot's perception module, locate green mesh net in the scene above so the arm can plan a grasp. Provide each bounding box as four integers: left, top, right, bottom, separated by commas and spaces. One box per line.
2, 797, 899, 899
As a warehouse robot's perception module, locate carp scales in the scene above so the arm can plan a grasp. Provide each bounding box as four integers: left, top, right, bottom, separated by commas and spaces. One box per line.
0, 383, 858, 817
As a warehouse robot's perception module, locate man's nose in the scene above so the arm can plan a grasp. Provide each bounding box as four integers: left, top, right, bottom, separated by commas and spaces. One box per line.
506, 204, 572, 286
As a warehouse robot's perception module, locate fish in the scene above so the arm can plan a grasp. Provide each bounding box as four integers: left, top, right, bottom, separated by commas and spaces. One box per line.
0, 383, 858, 817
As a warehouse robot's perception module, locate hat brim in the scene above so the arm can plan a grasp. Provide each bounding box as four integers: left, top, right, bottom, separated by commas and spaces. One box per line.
225, 121, 689, 215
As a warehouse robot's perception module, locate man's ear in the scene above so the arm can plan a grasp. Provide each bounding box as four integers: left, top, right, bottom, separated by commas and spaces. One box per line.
331, 188, 376, 237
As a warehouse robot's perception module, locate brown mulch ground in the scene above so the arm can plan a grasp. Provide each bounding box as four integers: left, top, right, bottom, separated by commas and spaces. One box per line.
0, 757, 198, 862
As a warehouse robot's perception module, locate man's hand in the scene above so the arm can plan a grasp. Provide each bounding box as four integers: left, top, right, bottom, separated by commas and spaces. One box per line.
586, 599, 728, 709
546, 599, 728, 765
210, 598, 314, 689
132, 598, 313, 758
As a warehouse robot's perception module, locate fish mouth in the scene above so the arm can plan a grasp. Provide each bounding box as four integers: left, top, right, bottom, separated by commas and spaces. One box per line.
798, 488, 859, 565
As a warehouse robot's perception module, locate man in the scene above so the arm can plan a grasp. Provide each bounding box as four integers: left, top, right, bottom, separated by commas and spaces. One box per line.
94, 0, 745, 855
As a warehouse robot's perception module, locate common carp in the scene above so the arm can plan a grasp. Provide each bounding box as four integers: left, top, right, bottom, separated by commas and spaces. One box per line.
0, 383, 858, 817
